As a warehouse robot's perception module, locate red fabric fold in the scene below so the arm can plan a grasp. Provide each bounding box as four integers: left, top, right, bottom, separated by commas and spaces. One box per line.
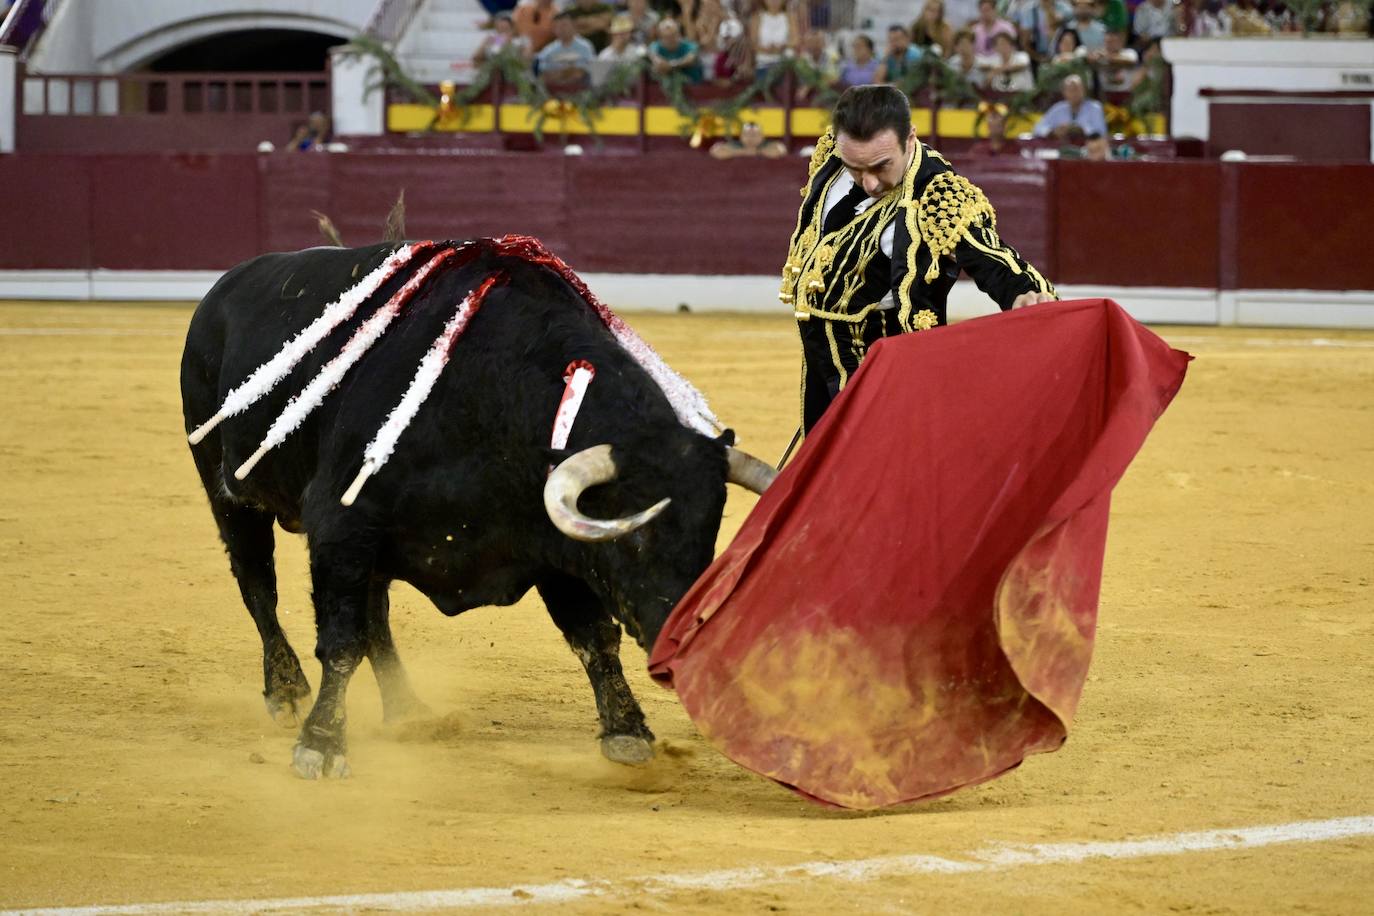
648, 299, 1190, 809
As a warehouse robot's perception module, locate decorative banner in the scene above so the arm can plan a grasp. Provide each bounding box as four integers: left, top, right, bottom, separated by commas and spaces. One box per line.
550, 360, 597, 452
649, 299, 1191, 810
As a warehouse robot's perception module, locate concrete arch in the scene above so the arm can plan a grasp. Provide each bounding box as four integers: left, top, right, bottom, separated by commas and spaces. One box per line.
100, 13, 357, 72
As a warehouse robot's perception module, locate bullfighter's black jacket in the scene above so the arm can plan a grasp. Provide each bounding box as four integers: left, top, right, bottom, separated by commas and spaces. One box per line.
782, 130, 1055, 432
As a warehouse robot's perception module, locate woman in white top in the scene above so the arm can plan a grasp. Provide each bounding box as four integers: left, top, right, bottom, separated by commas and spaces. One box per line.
977, 31, 1033, 93
750, 0, 799, 79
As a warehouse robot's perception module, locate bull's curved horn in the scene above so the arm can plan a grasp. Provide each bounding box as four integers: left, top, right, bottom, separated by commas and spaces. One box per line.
726, 447, 777, 495
544, 444, 670, 542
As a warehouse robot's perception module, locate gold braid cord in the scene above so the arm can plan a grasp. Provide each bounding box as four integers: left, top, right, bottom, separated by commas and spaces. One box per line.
917, 173, 998, 283
807, 129, 835, 185
780, 142, 921, 323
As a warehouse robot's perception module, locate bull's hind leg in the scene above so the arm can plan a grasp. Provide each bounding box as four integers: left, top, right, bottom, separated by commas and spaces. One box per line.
205, 495, 313, 727
293, 538, 372, 779
537, 575, 655, 766
364, 577, 430, 722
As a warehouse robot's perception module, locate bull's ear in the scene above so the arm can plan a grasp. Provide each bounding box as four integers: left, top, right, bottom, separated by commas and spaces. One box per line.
713, 429, 737, 448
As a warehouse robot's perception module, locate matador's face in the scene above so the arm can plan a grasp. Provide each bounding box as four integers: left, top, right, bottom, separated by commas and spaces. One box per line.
835, 128, 917, 199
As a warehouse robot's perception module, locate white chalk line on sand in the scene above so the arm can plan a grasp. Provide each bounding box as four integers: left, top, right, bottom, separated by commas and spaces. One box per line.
5, 814, 1371, 915
1165, 335, 1374, 349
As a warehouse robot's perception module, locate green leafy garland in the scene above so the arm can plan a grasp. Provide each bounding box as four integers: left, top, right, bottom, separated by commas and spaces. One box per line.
651, 57, 840, 142
336, 33, 437, 107
340, 33, 1174, 143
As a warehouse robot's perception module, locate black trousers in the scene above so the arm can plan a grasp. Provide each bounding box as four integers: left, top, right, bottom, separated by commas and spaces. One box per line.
799, 308, 901, 433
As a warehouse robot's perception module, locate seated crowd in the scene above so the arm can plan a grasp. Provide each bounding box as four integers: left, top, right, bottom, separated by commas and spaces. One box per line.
466, 0, 1369, 145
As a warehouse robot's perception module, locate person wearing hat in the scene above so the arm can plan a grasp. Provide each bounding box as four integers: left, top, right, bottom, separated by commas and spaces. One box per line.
568, 0, 616, 52
594, 14, 645, 85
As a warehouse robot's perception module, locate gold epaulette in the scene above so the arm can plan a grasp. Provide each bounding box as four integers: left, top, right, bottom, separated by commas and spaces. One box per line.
806, 129, 835, 187
917, 173, 997, 282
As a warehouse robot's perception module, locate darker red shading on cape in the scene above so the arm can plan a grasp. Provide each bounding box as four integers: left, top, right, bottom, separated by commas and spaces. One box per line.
648, 299, 1191, 809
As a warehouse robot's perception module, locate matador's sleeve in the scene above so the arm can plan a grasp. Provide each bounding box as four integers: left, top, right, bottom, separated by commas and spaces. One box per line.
917, 172, 1055, 311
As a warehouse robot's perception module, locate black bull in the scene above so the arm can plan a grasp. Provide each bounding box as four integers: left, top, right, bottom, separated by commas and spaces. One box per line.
180, 240, 774, 778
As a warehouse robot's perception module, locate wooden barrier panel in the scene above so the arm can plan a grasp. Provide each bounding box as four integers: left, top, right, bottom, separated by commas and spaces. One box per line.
87, 153, 261, 270
0, 154, 93, 269
1229, 163, 1374, 292
1054, 160, 1222, 288
3, 151, 1373, 296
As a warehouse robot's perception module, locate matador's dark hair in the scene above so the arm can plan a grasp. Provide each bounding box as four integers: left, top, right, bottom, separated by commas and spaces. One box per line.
831, 86, 912, 151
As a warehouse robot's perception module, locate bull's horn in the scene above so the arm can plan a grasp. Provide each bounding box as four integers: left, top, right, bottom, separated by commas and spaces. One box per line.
544, 444, 670, 542
726, 447, 777, 495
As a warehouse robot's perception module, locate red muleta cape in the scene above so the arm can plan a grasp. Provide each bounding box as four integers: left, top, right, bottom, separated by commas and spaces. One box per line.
648, 299, 1191, 810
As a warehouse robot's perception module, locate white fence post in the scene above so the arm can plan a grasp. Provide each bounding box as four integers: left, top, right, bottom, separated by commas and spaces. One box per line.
329, 44, 384, 138
0, 46, 16, 153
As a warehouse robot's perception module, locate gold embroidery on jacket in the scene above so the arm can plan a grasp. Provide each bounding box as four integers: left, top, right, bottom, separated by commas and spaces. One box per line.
917, 172, 999, 283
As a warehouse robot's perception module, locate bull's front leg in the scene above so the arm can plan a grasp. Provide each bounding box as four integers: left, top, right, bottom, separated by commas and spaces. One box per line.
292, 540, 373, 779
537, 575, 655, 766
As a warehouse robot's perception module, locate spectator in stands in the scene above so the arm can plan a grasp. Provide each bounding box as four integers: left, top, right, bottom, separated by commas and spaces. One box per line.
838, 34, 883, 87
475, 13, 530, 65
514, 0, 558, 53
595, 14, 644, 80
1131, 36, 1163, 91
1177, 0, 1230, 36
797, 29, 842, 87
1132, 0, 1175, 44
1100, 0, 1130, 37
1088, 28, 1138, 92
568, 0, 616, 52
946, 29, 987, 88
649, 18, 704, 83
1329, 0, 1371, 33
624, 0, 661, 45
287, 112, 331, 152
1019, 0, 1072, 63
750, 0, 799, 81
969, 101, 1021, 155
536, 12, 597, 90
912, 0, 957, 54
478, 0, 521, 28
972, 0, 1018, 54
1033, 72, 1107, 137
710, 120, 788, 158
1228, 0, 1273, 34
1067, 0, 1107, 49
709, 12, 751, 83
1257, 0, 1295, 32
882, 24, 924, 84
1084, 132, 1110, 160
1050, 25, 1087, 62
979, 31, 1034, 92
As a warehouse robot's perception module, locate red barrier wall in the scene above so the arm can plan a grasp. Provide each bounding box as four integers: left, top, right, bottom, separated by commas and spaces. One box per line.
1230, 163, 1374, 291
1054, 160, 1222, 288
3, 152, 1372, 293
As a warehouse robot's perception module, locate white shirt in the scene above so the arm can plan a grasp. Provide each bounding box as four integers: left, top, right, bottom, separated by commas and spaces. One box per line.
820, 172, 898, 309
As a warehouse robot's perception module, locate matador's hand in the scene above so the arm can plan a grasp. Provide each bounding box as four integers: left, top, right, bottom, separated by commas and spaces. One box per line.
1011, 291, 1057, 309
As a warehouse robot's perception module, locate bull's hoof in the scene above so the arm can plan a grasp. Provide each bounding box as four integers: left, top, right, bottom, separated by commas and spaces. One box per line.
292, 744, 350, 780
600, 735, 655, 766
265, 692, 311, 729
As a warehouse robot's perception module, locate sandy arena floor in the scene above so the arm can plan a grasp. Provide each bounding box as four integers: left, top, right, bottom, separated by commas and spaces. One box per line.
0, 301, 1372, 914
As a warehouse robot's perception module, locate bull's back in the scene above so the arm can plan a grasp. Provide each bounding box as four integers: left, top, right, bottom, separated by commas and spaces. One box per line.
182, 244, 399, 401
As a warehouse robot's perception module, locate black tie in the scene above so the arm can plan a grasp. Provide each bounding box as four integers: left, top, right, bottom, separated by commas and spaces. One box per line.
823, 182, 870, 236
